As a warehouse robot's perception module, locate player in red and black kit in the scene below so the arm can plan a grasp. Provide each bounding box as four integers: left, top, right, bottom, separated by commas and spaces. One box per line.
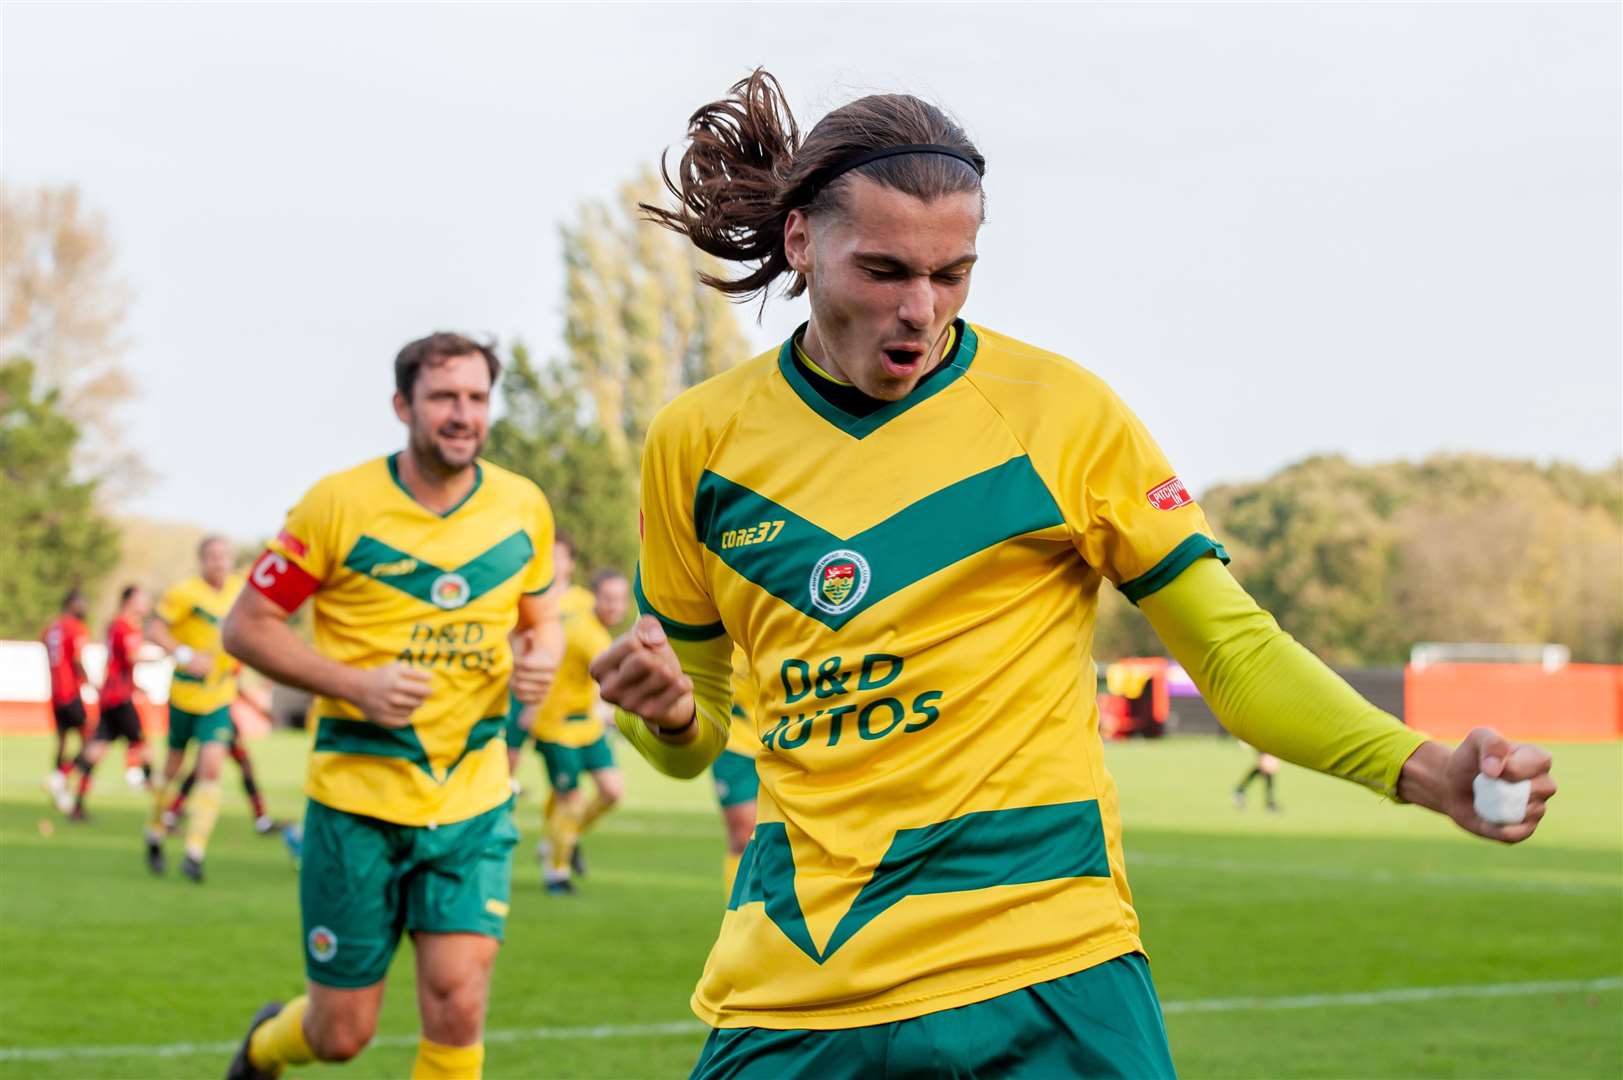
67, 585, 153, 825
42, 589, 92, 813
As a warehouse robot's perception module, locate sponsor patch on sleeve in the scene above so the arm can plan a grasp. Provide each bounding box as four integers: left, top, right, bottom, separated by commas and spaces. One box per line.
276, 529, 309, 559
1147, 475, 1194, 511
249, 549, 319, 613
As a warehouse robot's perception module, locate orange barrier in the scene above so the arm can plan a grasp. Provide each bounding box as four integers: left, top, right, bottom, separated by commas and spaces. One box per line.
1405, 663, 1623, 742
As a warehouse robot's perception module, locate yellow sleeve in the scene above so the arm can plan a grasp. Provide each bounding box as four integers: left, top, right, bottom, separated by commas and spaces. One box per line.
614, 632, 732, 779
521, 487, 557, 595
267, 477, 341, 583
1139, 556, 1429, 798
634, 403, 723, 637
155, 582, 190, 629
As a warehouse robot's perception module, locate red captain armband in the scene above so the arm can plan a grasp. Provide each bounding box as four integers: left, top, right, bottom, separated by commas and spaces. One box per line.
249, 548, 319, 613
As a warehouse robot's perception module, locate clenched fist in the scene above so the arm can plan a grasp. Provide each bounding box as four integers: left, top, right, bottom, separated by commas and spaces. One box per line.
588, 616, 696, 741
510, 628, 559, 705
352, 662, 433, 728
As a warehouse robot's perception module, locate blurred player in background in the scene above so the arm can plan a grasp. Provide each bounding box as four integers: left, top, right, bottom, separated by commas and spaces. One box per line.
505, 535, 588, 783
141, 535, 247, 881
66, 584, 152, 822
221, 332, 561, 1080
593, 70, 1558, 1078
713, 649, 759, 899
162, 712, 279, 835
1233, 748, 1282, 812
41, 588, 91, 813
534, 568, 628, 895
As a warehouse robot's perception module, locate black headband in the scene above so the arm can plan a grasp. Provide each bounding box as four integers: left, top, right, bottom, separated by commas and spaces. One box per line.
802, 143, 984, 200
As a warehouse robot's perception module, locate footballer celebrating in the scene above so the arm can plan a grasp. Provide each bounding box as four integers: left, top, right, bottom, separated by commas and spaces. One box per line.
592, 71, 1559, 1078
222, 333, 562, 1080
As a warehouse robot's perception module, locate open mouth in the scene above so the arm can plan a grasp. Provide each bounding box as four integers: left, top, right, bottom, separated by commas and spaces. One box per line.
881, 347, 926, 377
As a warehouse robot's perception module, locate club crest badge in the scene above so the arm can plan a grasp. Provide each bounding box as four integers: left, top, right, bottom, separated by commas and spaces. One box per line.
431, 571, 471, 610
810, 549, 870, 616
308, 926, 338, 963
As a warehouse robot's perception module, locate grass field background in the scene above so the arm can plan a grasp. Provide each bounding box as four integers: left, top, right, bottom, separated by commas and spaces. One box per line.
1, 731, 1618, 1079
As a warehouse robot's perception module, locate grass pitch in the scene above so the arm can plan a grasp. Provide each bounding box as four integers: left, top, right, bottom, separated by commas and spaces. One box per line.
0, 732, 1618, 1079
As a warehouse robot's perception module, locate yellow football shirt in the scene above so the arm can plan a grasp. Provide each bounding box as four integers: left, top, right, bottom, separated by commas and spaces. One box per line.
265, 454, 554, 827
157, 573, 245, 714
725, 645, 759, 760
558, 584, 594, 620
635, 320, 1227, 1030
531, 608, 613, 748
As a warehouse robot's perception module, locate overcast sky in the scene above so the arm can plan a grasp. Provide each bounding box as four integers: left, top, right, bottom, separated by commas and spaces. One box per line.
5, 2, 1619, 540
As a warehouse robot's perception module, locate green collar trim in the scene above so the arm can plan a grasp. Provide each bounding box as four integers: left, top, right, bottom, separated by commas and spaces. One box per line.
387, 452, 484, 518
777, 320, 977, 439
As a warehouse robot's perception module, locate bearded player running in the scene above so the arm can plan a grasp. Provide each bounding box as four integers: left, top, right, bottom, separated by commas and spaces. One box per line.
592, 71, 1559, 1079
222, 332, 562, 1080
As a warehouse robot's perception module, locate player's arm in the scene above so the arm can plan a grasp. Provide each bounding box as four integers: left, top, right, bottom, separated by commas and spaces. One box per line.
1139, 557, 1556, 843
510, 589, 563, 705
590, 402, 730, 778
145, 610, 212, 678
223, 547, 430, 729
591, 618, 731, 779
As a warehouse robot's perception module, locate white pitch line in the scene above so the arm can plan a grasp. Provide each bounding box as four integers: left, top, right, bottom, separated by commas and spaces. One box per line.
1128, 852, 1621, 896
0, 978, 1617, 1064
1161, 976, 1623, 1015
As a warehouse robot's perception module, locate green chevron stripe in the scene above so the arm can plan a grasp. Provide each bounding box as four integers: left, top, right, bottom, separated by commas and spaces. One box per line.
728, 800, 1109, 964
694, 455, 1064, 631
342, 530, 534, 610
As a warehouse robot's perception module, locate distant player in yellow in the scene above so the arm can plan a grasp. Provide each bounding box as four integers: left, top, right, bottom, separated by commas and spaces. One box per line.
221, 332, 562, 1080
534, 568, 629, 895
713, 649, 759, 899
143, 535, 245, 881
591, 71, 1559, 1078
505, 533, 594, 781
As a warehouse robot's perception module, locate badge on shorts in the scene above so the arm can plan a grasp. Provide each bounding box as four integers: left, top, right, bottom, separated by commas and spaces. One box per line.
307, 926, 338, 963
431, 572, 471, 610
809, 549, 870, 616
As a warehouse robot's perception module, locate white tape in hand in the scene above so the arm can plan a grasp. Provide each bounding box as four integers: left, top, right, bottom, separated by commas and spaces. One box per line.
1472, 774, 1531, 825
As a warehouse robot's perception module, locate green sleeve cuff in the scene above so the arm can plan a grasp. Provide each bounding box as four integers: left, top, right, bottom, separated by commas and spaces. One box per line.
1119, 534, 1230, 605
633, 564, 725, 641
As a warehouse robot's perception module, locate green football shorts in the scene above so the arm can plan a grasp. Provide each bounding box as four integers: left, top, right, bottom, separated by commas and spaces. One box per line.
689, 952, 1176, 1079
299, 797, 518, 988
536, 732, 615, 794
166, 704, 235, 751
711, 749, 759, 808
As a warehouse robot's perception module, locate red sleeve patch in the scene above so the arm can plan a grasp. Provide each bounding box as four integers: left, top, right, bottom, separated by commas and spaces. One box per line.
276, 529, 309, 559
249, 549, 319, 613
1147, 476, 1194, 511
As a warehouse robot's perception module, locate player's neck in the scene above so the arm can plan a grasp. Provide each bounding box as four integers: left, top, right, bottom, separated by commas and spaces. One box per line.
396, 448, 478, 515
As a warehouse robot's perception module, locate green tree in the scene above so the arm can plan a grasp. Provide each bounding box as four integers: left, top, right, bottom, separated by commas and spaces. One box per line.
0, 358, 119, 637
486, 343, 639, 575
487, 169, 750, 575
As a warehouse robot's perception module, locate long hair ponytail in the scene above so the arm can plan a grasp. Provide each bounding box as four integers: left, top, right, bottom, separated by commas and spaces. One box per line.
642, 69, 985, 306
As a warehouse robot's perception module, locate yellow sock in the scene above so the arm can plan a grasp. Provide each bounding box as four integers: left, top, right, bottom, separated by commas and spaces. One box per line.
545, 798, 580, 876
145, 779, 171, 838
248, 994, 313, 1072
184, 778, 222, 860
723, 852, 741, 899
411, 1038, 484, 1079
577, 793, 614, 834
